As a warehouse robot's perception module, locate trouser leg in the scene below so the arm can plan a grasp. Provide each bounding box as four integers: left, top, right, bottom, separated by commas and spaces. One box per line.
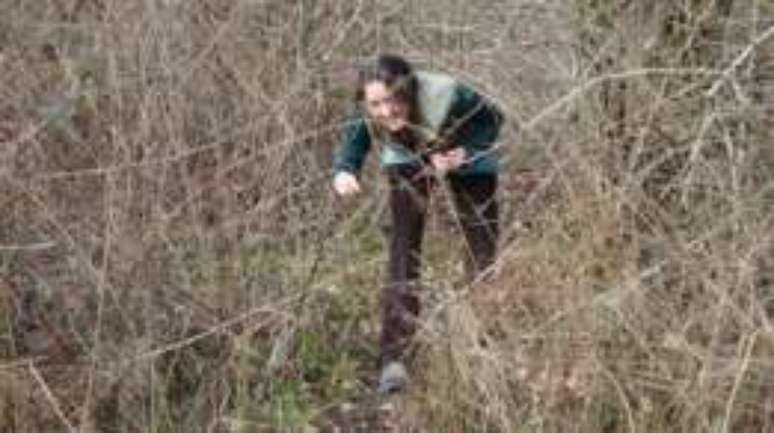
448, 174, 499, 281
379, 166, 431, 365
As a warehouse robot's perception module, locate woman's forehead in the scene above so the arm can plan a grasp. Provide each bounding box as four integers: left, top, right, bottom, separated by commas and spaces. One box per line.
363, 81, 392, 100
363, 78, 411, 100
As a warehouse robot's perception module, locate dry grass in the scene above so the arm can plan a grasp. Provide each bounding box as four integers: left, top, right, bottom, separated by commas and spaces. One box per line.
1, 1, 773, 432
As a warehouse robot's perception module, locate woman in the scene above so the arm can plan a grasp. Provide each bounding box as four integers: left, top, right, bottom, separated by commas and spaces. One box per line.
332, 54, 503, 394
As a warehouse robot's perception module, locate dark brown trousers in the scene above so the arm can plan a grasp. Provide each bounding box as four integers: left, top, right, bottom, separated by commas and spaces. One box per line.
380, 165, 498, 365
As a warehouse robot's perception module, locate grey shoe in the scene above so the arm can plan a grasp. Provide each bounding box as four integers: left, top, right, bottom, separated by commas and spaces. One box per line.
377, 361, 409, 395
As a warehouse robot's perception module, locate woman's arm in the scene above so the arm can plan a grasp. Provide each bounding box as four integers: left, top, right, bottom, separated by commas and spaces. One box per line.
443, 84, 504, 156
332, 113, 372, 196
333, 113, 372, 176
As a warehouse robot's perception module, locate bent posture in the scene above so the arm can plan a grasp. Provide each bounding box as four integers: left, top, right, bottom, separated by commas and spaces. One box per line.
332, 54, 503, 394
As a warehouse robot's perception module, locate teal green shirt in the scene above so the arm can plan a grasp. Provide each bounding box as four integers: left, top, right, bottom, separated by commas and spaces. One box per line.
333, 71, 503, 177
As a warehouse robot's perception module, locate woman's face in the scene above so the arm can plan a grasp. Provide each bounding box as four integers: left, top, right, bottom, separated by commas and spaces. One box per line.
362, 80, 410, 132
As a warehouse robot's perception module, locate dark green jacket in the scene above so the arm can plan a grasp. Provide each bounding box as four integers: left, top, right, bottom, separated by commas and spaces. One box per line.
333, 71, 503, 177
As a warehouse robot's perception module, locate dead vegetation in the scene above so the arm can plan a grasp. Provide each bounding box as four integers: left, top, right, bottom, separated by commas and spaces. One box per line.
1, 1, 773, 432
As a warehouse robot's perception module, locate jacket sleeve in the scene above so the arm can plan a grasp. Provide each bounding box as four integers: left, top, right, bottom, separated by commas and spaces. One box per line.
332, 113, 372, 175
443, 83, 503, 155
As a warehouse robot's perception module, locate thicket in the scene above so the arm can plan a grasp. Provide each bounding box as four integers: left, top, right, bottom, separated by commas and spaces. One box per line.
1, 1, 772, 432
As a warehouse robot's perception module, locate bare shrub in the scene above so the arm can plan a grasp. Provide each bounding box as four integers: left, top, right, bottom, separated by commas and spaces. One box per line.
1, 0, 772, 432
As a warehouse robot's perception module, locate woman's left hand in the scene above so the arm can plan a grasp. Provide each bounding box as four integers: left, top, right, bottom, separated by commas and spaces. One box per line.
429, 147, 467, 173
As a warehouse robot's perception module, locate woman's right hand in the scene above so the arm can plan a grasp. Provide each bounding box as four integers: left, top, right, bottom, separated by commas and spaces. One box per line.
333, 171, 361, 196
429, 147, 467, 173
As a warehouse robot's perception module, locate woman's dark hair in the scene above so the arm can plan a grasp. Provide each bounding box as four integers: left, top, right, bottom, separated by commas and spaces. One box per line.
355, 53, 422, 145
